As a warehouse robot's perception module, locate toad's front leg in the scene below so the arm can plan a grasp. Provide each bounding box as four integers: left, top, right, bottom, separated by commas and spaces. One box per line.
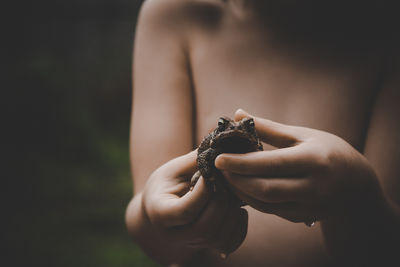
189, 148, 219, 191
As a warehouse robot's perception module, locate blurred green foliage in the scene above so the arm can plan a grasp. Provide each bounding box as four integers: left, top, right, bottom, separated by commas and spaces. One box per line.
5, 0, 160, 266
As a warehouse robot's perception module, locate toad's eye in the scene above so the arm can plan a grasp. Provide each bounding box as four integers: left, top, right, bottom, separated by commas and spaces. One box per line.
218, 118, 229, 130
244, 118, 255, 130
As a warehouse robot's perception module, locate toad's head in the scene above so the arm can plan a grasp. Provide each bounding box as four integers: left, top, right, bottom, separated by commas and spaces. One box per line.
211, 117, 263, 153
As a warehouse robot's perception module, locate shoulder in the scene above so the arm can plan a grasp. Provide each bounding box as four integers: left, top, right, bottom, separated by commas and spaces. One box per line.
137, 0, 225, 36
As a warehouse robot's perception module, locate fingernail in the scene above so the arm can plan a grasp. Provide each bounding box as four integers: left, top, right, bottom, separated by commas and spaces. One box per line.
214, 155, 225, 169
220, 252, 228, 259
236, 108, 250, 115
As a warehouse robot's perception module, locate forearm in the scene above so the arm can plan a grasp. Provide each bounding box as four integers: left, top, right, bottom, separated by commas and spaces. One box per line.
125, 193, 200, 266
321, 186, 400, 266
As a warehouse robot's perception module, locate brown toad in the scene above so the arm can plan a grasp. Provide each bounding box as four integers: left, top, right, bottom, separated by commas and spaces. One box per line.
190, 117, 263, 191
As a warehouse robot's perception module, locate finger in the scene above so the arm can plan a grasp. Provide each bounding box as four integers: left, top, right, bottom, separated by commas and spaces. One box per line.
229, 185, 279, 213
169, 189, 231, 246
151, 176, 211, 227
188, 190, 230, 244
215, 147, 314, 176
263, 202, 319, 224
165, 149, 198, 177
227, 186, 319, 224
223, 172, 312, 203
234, 109, 302, 148
226, 184, 301, 214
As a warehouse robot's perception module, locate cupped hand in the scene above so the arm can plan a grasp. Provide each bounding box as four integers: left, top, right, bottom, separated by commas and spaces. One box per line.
215, 109, 381, 224
142, 150, 248, 255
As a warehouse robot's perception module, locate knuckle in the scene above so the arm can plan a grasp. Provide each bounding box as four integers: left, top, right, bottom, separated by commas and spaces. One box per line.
261, 182, 271, 195
148, 200, 197, 227
146, 202, 166, 227
312, 149, 331, 172
262, 183, 279, 201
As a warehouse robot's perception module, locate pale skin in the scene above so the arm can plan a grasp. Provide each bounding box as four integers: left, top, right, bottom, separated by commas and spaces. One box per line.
126, 0, 400, 266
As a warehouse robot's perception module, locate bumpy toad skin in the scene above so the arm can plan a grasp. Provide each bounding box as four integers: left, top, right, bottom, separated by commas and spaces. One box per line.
190, 117, 263, 191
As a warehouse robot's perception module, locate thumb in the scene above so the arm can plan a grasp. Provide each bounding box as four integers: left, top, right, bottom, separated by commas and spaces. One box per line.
234, 108, 251, 121
162, 175, 211, 227
234, 108, 300, 148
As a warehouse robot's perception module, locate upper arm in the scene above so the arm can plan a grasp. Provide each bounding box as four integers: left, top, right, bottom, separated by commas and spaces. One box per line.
364, 54, 400, 204
131, 0, 195, 193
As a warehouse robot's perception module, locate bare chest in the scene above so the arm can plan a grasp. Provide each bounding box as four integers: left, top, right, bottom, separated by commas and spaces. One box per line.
190, 27, 383, 150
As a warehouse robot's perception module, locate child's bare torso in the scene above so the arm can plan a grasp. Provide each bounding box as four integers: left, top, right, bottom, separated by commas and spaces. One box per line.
184, 1, 384, 266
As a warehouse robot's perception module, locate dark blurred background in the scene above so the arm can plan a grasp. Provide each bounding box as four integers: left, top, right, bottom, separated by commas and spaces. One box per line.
4, 1, 399, 267
4, 0, 159, 266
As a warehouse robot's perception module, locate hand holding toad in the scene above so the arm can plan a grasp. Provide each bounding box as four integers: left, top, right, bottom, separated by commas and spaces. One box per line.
216, 109, 382, 225
140, 151, 248, 260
